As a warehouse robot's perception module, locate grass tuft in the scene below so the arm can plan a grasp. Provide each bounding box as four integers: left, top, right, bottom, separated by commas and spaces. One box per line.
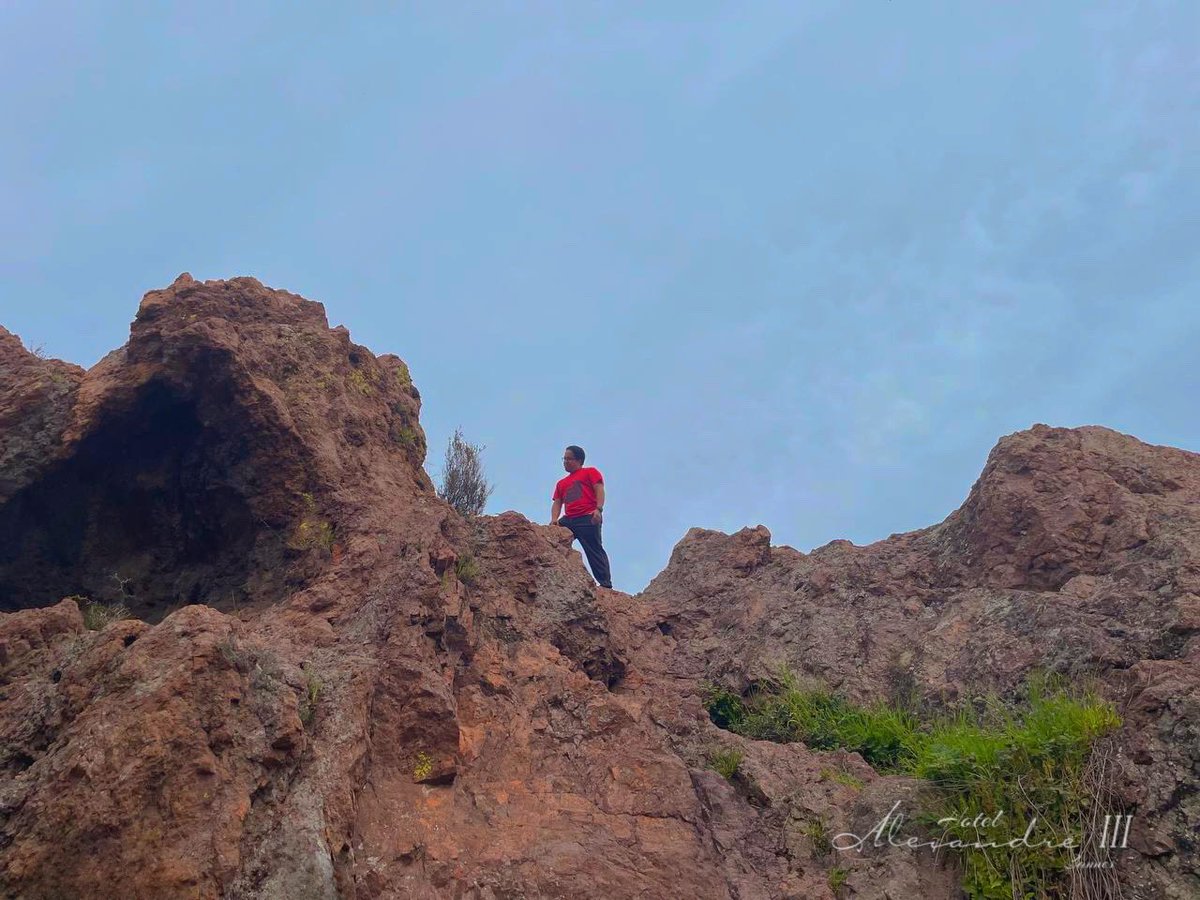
299, 666, 323, 727
76, 597, 129, 631
801, 817, 833, 856
454, 552, 480, 584
708, 747, 743, 780
828, 867, 848, 895
820, 767, 865, 790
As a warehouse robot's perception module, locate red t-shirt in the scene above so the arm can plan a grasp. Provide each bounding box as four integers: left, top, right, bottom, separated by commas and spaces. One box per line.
553, 467, 604, 518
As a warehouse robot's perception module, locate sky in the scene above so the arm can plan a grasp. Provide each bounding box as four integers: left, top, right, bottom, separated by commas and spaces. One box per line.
2, 1, 1198, 594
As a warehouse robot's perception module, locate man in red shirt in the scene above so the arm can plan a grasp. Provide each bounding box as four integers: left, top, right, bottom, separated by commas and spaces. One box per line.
550, 445, 612, 589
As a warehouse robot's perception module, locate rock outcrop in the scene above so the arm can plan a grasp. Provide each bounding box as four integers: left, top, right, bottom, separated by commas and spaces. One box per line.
0, 276, 1195, 899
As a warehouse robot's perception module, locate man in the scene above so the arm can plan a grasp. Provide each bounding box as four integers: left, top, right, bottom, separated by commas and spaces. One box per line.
550, 445, 612, 589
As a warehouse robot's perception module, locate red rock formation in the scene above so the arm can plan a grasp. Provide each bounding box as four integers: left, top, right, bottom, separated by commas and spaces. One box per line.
0, 276, 1195, 899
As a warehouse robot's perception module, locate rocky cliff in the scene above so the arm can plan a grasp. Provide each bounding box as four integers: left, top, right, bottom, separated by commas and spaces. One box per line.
0, 276, 1195, 899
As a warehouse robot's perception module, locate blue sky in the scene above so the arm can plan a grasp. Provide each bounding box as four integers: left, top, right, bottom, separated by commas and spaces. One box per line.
2, 2, 1198, 593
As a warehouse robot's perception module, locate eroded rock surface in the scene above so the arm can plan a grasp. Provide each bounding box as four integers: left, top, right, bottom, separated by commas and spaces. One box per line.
0, 274, 430, 619
0, 276, 1195, 899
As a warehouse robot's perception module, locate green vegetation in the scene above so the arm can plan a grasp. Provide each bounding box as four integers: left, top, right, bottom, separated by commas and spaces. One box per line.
437, 427, 494, 517
289, 518, 335, 552
348, 367, 376, 395
819, 767, 864, 790
75, 597, 130, 630
828, 866, 849, 895
708, 747, 743, 780
289, 492, 336, 553
705, 673, 917, 769
413, 751, 434, 781
391, 423, 420, 449
704, 671, 1122, 900
454, 552, 480, 585
800, 816, 833, 856
300, 666, 323, 727
394, 361, 412, 388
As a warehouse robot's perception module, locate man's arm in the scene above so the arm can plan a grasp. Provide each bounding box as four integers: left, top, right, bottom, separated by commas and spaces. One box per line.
550, 498, 563, 525
592, 482, 605, 522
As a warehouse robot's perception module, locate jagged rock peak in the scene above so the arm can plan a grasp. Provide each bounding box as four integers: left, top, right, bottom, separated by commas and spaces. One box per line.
0, 276, 433, 618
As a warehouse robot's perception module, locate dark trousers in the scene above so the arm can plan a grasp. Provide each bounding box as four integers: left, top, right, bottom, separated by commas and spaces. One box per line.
559, 514, 612, 588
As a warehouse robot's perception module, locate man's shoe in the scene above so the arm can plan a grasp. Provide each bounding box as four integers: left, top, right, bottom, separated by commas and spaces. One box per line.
599, 583, 613, 589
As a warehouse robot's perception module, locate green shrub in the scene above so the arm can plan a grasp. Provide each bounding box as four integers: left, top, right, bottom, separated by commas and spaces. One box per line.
709, 748, 743, 780
908, 681, 1121, 899
704, 671, 1122, 900
703, 682, 750, 732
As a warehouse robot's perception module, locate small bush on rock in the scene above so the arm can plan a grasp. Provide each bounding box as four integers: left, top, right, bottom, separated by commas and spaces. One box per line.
436, 427, 493, 518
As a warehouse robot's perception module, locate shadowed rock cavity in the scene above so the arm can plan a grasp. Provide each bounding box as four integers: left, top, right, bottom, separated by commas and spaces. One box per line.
0, 377, 307, 620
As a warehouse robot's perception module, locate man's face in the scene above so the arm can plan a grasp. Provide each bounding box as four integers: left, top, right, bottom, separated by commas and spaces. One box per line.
563, 450, 581, 473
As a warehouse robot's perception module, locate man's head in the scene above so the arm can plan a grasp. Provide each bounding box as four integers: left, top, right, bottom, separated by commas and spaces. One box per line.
563, 445, 585, 472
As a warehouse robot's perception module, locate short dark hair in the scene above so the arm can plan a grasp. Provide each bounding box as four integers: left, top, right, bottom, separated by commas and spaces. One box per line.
565, 445, 586, 464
